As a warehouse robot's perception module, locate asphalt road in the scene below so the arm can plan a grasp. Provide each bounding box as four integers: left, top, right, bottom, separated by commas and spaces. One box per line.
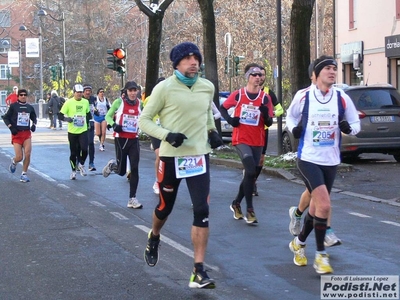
0, 120, 399, 299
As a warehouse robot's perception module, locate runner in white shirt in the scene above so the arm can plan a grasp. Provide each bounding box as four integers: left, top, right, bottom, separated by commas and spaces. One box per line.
286, 55, 360, 275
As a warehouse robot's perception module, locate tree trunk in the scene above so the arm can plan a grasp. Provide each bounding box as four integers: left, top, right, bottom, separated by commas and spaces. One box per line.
134, 0, 174, 97
290, 0, 315, 96
198, 0, 221, 133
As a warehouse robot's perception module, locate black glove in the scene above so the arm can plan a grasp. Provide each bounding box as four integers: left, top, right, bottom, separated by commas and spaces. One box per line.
166, 132, 187, 148
93, 109, 100, 116
30, 124, 36, 132
227, 116, 240, 127
9, 126, 18, 135
259, 104, 269, 116
292, 125, 303, 139
208, 130, 223, 149
339, 120, 352, 134
259, 104, 272, 126
107, 124, 112, 131
64, 117, 73, 123
112, 123, 123, 133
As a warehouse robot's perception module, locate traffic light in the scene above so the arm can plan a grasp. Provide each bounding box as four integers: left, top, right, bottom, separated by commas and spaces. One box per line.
59, 65, 64, 80
107, 48, 126, 74
234, 55, 245, 76
50, 65, 58, 81
107, 49, 117, 71
224, 57, 229, 74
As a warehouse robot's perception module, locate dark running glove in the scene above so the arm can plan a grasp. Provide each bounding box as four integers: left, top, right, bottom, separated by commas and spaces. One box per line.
166, 132, 187, 148
9, 126, 18, 135
30, 124, 36, 132
93, 108, 100, 116
292, 125, 303, 139
64, 117, 74, 123
112, 123, 123, 133
208, 130, 223, 149
227, 116, 240, 127
107, 124, 112, 131
339, 120, 352, 134
260, 104, 272, 126
259, 104, 269, 116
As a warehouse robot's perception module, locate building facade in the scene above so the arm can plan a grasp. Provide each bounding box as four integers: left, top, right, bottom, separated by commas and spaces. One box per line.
335, 0, 400, 90
0, 1, 36, 106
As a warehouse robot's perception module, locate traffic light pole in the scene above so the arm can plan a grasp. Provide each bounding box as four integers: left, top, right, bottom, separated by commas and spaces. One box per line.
229, 55, 232, 93
120, 43, 125, 88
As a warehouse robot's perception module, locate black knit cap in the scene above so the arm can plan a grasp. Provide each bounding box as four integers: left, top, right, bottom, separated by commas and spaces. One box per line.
169, 42, 202, 69
313, 55, 337, 78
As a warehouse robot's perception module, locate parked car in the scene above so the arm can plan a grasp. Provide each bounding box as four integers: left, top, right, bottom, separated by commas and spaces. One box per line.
282, 84, 400, 162
219, 91, 234, 138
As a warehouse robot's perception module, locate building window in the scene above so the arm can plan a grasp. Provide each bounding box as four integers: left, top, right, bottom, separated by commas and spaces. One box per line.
0, 38, 11, 53
0, 90, 7, 106
397, 0, 400, 20
349, 0, 357, 29
0, 64, 11, 80
0, 10, 11, 27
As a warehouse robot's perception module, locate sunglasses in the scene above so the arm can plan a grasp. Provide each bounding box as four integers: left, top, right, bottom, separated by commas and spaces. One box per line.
250, 73, 262, 77
99, 91, 104, 93
19, 94, 27, 96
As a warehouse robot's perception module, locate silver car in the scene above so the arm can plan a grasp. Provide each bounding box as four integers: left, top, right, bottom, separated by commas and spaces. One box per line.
282, 84, 400, 162
219, 93, 234, 138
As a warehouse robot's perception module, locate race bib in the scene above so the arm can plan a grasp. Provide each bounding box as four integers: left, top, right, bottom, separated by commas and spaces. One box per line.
174, 155, 206, 179
122, 114, 138, 133
73, 115, 85, 127
17, 112, 30, 126
239, 104, 261, 126
312, 123, 336, 147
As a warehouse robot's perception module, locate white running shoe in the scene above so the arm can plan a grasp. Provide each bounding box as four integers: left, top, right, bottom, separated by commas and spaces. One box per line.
289, 206, 302, 236
324, 229, 342, 247
102, 159, 116, 178
70, 171, 76, 180
127, 197, 143, 209
78, 163, 87, 176
153, 181, 159, 194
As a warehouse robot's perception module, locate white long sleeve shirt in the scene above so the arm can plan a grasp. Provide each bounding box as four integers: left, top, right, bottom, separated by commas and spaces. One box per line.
286, 85, 360, 166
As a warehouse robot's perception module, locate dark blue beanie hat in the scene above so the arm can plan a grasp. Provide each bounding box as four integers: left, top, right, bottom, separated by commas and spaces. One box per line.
170, 42, 202, 69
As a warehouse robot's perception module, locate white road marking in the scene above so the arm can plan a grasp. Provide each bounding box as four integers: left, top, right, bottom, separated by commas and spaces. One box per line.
110, 212, 129, 220
57, 184, 69, 189
348, 212, 371, 218
73, 191, 85, 197
90, 201, 106, 207
29, 167, 56, 182
380, 221, 400, 227
135, 224, 219, 272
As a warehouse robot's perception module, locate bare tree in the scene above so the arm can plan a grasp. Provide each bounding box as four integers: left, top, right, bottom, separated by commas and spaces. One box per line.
289, 0, 315, 95
197, 0, 221, 132
134, 0, 174, 97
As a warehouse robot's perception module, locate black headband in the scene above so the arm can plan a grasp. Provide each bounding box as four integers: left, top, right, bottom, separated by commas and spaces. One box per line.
314, 59, 337, 77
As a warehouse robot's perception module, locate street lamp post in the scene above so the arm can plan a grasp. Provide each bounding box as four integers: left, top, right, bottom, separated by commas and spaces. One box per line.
39, 24, 43, 101
38, 9, 66, 94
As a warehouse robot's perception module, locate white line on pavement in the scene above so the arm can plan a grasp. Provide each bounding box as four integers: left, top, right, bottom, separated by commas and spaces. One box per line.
380, 221, 400, 227
348, 212, 371, 218
110, 212, 129, 220
90, 201, 106, 207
